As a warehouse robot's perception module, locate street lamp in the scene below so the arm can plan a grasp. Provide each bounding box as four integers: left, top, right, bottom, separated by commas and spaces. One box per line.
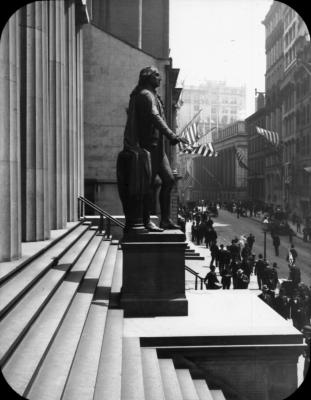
262, 218, 270, 260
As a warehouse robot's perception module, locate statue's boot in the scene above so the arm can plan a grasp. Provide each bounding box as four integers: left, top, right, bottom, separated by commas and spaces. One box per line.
145, 221, 164, 232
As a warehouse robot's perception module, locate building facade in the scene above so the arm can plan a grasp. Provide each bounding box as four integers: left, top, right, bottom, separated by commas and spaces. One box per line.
179, 121, 248, 204
0, 0, 88, 261
83, 0, 181, 217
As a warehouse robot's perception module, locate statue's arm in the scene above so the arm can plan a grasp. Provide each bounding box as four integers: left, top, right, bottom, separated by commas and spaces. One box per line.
140, 91, 180, 144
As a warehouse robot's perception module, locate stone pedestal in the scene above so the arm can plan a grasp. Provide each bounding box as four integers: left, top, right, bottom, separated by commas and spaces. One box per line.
120, 230, 188, 317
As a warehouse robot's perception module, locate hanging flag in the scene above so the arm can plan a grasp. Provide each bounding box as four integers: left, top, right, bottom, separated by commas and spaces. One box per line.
180, 142, 218, 157
303, 166, 311, 173
255, 126, 280, 146
178, 109, 202, 152
235, 148, 249, 170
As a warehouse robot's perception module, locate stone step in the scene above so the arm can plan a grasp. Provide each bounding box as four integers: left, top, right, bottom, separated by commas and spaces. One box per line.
94, 243, 119, 301
185, 252, 200, 256
185, 255, 205, 260
159, 359, 183, 400
141, 348, 165, 400
0, 221, 83, 284
185, 249, 196, 253
0, 223, 91, 317
93, 309, 124, 400
121, 337, 145, 400
176, 369, 200, 400
61, 302, 109, 400
0, 231, 100, 366
193, 380, 214, 400
210, 390, 227, 400
2, 236, 111, 397
109, 249, 123, 307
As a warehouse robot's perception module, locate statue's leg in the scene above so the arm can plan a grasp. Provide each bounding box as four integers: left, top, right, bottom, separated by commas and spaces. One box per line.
158, 154, 177, 227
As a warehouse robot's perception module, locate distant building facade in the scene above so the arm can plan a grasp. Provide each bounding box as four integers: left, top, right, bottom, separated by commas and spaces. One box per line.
178, 81, 246, 136
179, 121, 248, 204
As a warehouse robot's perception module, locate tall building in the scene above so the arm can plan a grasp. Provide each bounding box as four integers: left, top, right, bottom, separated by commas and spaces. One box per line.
178, 81, 246, 136
246, 1, 311, 219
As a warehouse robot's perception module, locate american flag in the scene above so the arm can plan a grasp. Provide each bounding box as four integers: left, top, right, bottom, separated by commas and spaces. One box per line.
178, 109, 202, 152
181, 143, 218, 157
255, 126, 280, 146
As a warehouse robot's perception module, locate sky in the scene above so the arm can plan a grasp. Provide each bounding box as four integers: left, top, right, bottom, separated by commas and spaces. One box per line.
169, 0, 274, 117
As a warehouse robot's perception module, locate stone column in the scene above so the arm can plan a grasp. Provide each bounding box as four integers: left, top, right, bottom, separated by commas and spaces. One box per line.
42, 1, 50, 238
67, 0, 77, 221
0, 13, 21, 261
60, 0, 67, 226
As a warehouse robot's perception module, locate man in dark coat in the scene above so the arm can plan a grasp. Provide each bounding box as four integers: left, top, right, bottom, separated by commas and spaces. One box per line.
272, 234, 281, 256
254, 254, 267, 290
121, 66, 188, 232
246, 233, 255, 251
204, 265, 221, 289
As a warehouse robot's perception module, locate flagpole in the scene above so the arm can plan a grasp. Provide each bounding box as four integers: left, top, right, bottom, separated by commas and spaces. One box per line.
179, 108, 202, 136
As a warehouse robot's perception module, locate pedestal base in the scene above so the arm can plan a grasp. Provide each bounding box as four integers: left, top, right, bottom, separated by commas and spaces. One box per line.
120, 230, 188, 318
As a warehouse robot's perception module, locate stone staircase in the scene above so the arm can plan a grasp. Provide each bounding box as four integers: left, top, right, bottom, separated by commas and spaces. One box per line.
0, 221, 227, 400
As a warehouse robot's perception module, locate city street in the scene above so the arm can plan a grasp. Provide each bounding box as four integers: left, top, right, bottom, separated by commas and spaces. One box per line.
206, 209, 311, 285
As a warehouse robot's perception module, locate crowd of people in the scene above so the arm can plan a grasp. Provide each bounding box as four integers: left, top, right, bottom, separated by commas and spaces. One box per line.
181, 203, 311, 336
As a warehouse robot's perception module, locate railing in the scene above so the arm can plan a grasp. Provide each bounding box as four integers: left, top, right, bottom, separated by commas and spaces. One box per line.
185, 265, 205, 290
78, 195, 125, 237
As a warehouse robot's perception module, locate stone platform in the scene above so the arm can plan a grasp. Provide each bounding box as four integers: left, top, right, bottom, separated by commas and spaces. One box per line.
123, 290, 305, 400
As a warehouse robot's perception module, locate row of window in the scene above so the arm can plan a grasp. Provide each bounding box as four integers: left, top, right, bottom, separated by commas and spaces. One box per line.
267, 38, 283, 69
284, 46, 296, 69
296, 103, 311, 127
297, 134, 311, 156
284, 22, 296, 49
296, 76, 310, 100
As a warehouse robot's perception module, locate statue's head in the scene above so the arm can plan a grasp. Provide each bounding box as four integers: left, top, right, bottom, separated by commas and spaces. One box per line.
138, 66, 161, 89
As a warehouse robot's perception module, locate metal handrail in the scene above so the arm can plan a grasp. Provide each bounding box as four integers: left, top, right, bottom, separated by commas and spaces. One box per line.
185, 265, 204, 290
78, 196, 124, 238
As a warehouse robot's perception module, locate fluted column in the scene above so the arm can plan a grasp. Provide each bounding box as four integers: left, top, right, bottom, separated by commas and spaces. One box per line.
67, 0, 78, 221
0, 13, 21, 261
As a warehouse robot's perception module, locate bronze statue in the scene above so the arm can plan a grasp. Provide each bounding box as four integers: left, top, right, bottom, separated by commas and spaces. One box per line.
117, 66, 188, 233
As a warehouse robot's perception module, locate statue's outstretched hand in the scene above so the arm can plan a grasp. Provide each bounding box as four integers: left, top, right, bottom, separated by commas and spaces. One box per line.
177, 136, 189, 145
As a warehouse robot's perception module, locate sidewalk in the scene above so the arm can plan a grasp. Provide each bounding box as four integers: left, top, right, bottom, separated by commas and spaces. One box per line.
184, 223, 259, 291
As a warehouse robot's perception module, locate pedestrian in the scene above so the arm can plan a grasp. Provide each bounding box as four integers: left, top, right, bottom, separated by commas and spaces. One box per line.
246, 233, 255, 251
274, 287, 291, 319
272, 234, 280, 256
291, 289, 307, 331
217, 244, 226, 275
258, 285, 274, 307
241, 243, 251, 260
228, 239, 240, 261
230, 259, 241, 289
209, 241, 219, 268
191, 222, 197, 243
204, 265, 221, 290
288, 263, 301, 287
254, 254, 266, 290
263, 262, 278, 291
240, 256, 252, 279
286, 244, 298, 265
236, 268, 250, 289
221, 263, 232, 289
